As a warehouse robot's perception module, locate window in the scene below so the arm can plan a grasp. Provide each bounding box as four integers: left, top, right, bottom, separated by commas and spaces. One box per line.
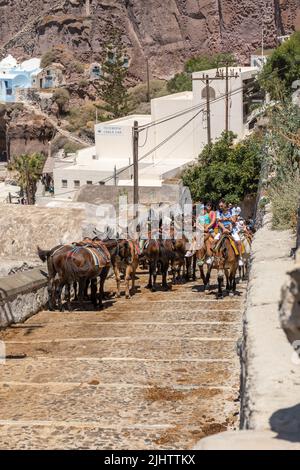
62, 180, 68, 188
92, 155, 98, 160
74, 180, 80, 188
86, 181, 92, 185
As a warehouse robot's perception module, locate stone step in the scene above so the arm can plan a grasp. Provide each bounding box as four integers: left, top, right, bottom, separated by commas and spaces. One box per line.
0, 357, 237, 387
0, 382, 239, 428
24, 308, 241, 325
0, 422, 217, 450
2, 322, 241, 341
3, 337, 238, 360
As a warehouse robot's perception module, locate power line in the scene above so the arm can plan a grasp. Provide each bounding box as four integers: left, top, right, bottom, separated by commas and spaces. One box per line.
99, 81, 264, 185
100, 107, 205, 184
137, 63, 290, 132
66, 63, 290, 190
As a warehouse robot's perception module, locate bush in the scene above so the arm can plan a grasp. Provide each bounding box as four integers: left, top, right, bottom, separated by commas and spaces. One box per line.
182, 131, 262, 203
259, 32, 300, 99
69, 61, 84, 74
41, 50, 57, 68
64, 142, 84, 154
269, 173, 300, 230
128, 80, 168, 111
167, 73, 192, 94
53, 88, 70, 115
184, 53, 236, 74
66, 103, 97, 132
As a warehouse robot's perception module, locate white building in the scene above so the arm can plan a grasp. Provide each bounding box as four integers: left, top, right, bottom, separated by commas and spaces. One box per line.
53, 66, 258, 199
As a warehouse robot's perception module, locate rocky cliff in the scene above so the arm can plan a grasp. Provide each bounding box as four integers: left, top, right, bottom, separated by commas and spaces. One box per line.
0, 0, 299, 79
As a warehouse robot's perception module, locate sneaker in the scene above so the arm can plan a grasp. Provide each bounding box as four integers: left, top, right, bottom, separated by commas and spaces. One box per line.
197, 259, 204, 267
206, 257, 213, 265
185, 251, 194, 258
238, 258, 244, 267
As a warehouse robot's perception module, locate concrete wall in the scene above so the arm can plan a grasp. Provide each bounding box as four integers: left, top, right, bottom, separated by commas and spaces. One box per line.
0, 205, 85, 261
74, 182, 192, 208
0, 267, 48, 328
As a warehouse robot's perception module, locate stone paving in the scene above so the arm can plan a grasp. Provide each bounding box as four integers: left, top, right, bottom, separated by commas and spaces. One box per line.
0, 273, 246, 449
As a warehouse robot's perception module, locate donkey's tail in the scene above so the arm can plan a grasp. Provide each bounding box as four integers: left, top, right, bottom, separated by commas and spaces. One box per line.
37, 246, 52, 263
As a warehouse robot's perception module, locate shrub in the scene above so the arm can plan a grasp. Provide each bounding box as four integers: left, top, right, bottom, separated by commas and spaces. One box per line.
268, 172, 300, 230
182, 131, 262, 203
64, 142, 84, 154
66, 103, 97, 132
41, 50, 57, 68
53, 88, 70, 115
167, 73, 192, 94
128, 80, 168, 111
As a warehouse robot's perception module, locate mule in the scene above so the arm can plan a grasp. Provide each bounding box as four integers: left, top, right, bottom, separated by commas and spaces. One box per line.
196, 234, 238, 297
103, 239, 139, 299
143, 239, 174, 291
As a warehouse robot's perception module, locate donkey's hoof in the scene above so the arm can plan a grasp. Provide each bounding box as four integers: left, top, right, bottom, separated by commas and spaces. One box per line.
229, 292, 235, 297
151, 287, 157, 292
125, 294, 131, 299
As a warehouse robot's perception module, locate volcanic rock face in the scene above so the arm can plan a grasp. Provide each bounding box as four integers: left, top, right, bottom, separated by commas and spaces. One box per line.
0, 105, 55, 160
0, 0, 299, 79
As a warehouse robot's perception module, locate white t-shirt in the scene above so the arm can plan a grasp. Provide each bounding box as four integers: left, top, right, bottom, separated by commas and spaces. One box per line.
232, 206, 241, 217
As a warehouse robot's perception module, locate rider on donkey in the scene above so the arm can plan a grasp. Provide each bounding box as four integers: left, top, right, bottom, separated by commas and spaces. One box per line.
213, 200, 244, 267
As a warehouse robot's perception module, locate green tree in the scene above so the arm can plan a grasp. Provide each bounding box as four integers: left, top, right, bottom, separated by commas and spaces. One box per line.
182, 132, 262, 202
259, 32, 300, 99
167, 73, 192, 93
184, 52, 236, 74
96, 28, 129, 118
53, 88, 70, 115
167, 52, 236, 94
10, 153, 45, 204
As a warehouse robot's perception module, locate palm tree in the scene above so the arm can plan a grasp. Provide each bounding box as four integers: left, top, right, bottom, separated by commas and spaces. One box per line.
10, 153, 45, 204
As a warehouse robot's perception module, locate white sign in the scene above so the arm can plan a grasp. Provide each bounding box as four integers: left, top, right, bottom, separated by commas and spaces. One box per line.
97, 126, 123, 137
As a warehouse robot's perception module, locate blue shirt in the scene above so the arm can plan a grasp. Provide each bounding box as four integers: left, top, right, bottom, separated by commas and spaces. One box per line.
216, 209, 232, 228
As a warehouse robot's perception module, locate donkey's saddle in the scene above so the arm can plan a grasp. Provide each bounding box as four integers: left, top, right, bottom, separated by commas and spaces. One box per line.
215, 234, 239, 256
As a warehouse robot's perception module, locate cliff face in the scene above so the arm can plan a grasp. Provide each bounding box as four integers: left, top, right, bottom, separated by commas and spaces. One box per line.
0, 105, 55, 160
0, 0, 299, 80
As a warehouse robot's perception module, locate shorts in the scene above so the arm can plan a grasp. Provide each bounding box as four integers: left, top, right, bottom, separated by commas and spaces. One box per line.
214, 232, 240, 242
232, 232, 240, 242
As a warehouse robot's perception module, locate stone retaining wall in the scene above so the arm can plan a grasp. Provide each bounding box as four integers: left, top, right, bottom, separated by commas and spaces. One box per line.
0, 266, 48, 328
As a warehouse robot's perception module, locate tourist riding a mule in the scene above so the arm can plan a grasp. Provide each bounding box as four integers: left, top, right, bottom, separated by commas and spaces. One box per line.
194, 200, 240, 296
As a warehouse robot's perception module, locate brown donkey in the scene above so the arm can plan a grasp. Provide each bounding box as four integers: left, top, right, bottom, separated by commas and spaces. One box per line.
196, 234, 238, 297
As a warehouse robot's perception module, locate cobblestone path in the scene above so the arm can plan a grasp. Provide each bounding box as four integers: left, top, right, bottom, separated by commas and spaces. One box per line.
0, 273, 246, 449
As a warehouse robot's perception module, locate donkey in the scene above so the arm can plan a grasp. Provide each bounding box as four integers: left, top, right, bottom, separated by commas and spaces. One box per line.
196, 233, 238, 297
143, 239, 175, 291
103, 239, 138, 299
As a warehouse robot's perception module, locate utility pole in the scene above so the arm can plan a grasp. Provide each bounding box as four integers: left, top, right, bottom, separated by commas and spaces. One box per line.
193, 63, 239, 141
225, 64, 229, 133
146, 58, 150, 102
113, 165, 117, 186
133, 120, 139, 218
205, 75, 211, 145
